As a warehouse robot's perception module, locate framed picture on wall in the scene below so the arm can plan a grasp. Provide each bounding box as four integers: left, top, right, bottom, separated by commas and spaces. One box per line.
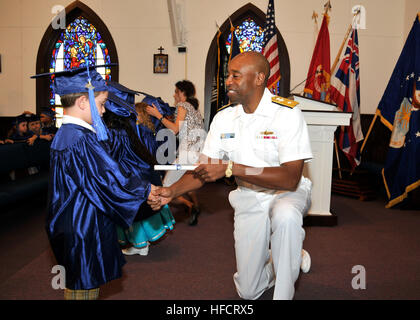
153, 54, 168, 73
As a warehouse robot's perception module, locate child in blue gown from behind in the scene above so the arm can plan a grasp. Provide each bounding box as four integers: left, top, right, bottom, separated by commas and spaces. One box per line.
104, 82, 175, 256
31, 65, 156, 299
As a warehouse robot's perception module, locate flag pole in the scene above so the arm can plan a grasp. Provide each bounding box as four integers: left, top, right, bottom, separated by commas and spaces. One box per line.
228, 16, 235, 63
215, 22, 222, 109
360, 111, 378, 153
322, 1, 344, 179
331, 26, 351, 72
331, 9, 361, 72
228, 15, 234, 30
334, 137, 343, 179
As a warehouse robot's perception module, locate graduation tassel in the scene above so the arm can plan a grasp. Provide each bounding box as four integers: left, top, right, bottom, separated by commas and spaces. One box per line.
86, 65, 108, 141
136, 119, 141, 138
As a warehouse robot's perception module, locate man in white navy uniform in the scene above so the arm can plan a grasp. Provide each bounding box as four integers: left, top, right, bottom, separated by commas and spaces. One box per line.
149, 51, 313, 300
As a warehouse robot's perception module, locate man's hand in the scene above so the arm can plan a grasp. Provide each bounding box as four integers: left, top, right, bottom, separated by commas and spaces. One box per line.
155, 186, 173, 207
193, 162, 228, 182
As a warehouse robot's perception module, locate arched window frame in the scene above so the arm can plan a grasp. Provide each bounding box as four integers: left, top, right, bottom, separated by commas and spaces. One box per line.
35, 1, 119, 114
204, 3, 290, 130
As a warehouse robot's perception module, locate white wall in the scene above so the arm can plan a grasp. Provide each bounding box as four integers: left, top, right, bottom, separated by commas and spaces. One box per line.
404, 0, 419, 39
0, 0, 418, 117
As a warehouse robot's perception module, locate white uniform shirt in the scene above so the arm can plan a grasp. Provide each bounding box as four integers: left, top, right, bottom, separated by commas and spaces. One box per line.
202, 88, 313, 169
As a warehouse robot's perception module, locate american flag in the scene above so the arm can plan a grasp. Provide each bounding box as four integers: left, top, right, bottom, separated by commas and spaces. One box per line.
329, 28, 364, 170
261, 0, 280, 91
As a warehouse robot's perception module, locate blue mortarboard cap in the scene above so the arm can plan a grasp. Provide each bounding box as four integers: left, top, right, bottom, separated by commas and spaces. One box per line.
40, 108, 57, 119
140, 92, 174, 117
105, 81, 139, 118
54, 69, 107, 95
28, 114, 41, 122
108, 81, 140, 105
14, 114, 29, 125
31, 64, 115, 94
31, 64, 117, 141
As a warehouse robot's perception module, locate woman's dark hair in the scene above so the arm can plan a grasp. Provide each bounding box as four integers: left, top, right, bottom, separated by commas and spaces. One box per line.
103, 111, 157, 166
175, 80, 199, 110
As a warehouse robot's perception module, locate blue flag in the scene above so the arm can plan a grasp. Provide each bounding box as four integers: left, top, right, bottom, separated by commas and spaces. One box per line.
379, 16, 420, 208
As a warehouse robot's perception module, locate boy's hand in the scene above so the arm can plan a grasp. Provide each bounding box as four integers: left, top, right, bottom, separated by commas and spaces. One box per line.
147, 186, 173, 211
27, 135, 37, 146
41, 134, 53, 141
148, 185, 162, 211
148, 184, 159, 201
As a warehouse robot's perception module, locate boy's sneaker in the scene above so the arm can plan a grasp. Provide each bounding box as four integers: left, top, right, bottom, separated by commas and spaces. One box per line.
122, 245, 149, 256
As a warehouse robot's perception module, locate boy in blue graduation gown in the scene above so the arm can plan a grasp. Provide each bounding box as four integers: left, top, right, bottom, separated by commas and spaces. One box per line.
32, 65, 158, 299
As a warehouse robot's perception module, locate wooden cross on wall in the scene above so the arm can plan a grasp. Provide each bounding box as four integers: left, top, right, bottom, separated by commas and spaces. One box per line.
157, 46, 165, 54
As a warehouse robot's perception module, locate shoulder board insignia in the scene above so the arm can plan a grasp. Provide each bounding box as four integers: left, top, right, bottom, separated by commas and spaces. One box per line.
217, 103, 235, 112
271, 96, 299, 108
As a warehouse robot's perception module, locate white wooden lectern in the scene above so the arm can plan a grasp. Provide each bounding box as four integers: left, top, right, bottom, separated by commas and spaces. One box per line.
293, 95, 352, 226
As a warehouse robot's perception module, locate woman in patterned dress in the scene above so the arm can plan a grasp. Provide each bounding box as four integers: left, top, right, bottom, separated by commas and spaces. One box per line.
146, 80, 204, 225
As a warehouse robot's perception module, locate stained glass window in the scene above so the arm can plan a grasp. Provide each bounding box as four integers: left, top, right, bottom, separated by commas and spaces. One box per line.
226, 18, 264, 54
223, 17, 281, 100
49, 16, 112, 126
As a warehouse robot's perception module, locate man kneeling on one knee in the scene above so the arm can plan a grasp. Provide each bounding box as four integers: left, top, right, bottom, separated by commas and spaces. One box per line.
149, 51, 313, 300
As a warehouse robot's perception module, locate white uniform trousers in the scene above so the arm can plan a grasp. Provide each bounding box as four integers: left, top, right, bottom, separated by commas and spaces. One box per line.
228, 177, 312, 300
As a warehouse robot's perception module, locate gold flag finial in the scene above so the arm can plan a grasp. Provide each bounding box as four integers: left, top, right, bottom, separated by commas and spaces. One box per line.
324, 1, 332, 14
312, 11, 318, 23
